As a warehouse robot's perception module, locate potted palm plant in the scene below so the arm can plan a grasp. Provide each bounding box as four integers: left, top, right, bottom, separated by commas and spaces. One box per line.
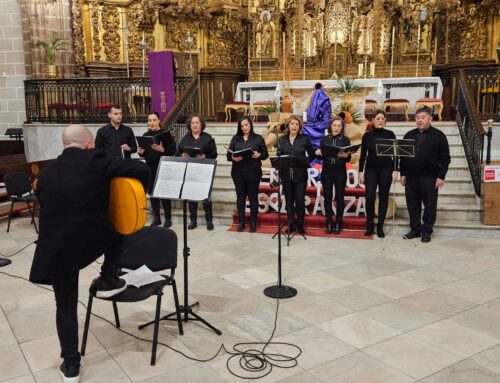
333, 78, 362, 104
35, 37, 66, 78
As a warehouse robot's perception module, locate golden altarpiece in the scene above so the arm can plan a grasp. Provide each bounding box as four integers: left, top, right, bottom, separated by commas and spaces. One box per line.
20, 0, 500, 119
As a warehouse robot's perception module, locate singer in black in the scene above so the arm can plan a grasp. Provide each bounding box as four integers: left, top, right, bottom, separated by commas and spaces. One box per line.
359, 110, 398, 238
95, 104, 137, 159
137, 112, 177, 227
277, 115, 315, 235
227, 117, 268, 233
316, 117, 351, 234
400, 106, 450, 243
177, 114, 218, 230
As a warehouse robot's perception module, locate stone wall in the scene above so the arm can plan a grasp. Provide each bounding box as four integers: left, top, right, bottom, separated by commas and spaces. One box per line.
0, 0, 26, 137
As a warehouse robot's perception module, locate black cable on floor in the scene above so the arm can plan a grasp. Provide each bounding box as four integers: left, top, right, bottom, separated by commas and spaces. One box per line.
0, 241, 36, 257
0, 270, 302, 380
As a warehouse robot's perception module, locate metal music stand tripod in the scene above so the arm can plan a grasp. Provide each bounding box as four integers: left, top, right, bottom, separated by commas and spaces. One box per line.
270, 155, 310, 246
375, 138, 415, 238
144, 157, 222, 335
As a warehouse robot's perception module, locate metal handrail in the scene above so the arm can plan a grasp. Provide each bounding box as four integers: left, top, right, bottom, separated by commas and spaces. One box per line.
455, 69, 486, 196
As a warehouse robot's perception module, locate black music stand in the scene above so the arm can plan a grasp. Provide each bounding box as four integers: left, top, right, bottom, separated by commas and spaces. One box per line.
270, 155, 311, 246
375, 138, 415, 238
147, 157, 222, 335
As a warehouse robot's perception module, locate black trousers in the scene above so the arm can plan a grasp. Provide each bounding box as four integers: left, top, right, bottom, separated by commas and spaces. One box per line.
405, 175, 438, 234
151, 198, 171, 221
189, 200, 213, 223
51, 237, 122, 367
365, 168, 393, 227
233, 178, 260, 224
322, 168, 347, 223
282, 179, 306, 228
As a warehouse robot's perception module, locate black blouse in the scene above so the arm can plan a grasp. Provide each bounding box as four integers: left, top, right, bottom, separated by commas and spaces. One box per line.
139, 128, 176, 167
318, 135, 352, 167
359, 128, 396, 172
227, 133, 269, 181
277, 134, 315, 182
176, 131, 218, 159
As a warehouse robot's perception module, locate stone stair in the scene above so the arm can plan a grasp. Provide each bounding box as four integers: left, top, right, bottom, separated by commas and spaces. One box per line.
169, 121, 495, 235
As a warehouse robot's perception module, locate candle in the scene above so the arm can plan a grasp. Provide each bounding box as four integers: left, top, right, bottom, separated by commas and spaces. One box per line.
358, 63, 363, 77
370, 62, 375, 77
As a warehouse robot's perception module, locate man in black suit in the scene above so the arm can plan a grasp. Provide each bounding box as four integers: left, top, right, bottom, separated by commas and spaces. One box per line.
95, 104, 137, 159
29, 125, 149, 382
400, 106, 451, 243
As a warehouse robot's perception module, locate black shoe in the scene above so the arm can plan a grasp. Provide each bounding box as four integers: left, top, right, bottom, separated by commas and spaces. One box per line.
151, 217, 161, 226
297, 226, 306, 235
207, 221, 214, 231
333, 221, 342, 235
421, 233, 431, 243
325, 221, 333, 234
188, 221, 197, 230
403, 230, 421, 240
377, 226, 385, 238
250, 222, 257, 233
163, 218, 172, 228
95, 277, 127, 299
60, 363, 80, 383
364, 222, 374, 236
287, 224, 296, 234
237, 222, 245, 232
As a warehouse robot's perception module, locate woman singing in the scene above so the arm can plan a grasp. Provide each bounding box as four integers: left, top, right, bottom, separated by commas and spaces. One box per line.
359, 110, 397, 238
277, 115, 315, 235
316, 117, 351, 234
137, 112, 177, 227
227, 117, 268, 233
177, 114, 218, 230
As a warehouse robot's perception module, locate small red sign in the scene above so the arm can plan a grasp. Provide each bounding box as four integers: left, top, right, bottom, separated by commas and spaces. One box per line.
485, 169, 496, 181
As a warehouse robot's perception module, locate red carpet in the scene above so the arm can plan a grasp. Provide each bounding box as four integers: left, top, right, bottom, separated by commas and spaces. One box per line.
228, 184, 371, 239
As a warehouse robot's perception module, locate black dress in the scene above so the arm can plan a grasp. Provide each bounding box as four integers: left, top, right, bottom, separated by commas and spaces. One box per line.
139, 128, 177, 224
318, 134, 351, 224
359, 127, 396, 230
177, 131, 218, 225
227, 133, 269, 226
277, 134, 315, 231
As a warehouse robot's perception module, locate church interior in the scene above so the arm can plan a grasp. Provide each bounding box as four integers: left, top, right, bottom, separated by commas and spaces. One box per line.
1, 0, 500, 382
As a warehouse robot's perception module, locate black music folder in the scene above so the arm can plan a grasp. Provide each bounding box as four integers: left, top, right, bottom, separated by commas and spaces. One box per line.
320, 142, 361, 158
270, 155, 311, 169
225, 146, 255, 160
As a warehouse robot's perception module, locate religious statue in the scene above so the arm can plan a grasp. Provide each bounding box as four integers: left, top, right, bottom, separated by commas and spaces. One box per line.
357, 11, 374, 55
256, 11, 274, 58
303, 83, 332, 154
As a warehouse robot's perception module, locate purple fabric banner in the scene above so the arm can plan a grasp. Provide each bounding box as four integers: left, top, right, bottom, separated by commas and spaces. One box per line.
148, 50, 175, 122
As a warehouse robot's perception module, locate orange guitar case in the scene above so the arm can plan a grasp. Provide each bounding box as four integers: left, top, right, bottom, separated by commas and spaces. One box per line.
108, 177, 147, 235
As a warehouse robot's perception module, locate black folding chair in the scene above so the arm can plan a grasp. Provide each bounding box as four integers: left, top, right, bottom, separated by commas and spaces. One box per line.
4, 171, 38, 233
81, 226, 183, 366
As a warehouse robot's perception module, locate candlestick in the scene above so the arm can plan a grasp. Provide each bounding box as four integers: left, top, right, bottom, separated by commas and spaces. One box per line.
363, 55, 368, 78
415, 23, 421, 77
390, 26, 395, 78
370, 62, 375, 77
358, 63, 363, 77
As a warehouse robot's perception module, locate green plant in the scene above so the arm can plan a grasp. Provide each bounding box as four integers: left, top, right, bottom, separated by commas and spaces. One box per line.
35, 37, 67, 65
258, 100, 279, 113
333, 78, 362, 95
335, 101, 363, 125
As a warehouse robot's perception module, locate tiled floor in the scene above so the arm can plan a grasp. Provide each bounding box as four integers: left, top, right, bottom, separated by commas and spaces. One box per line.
1, 216, 500, 382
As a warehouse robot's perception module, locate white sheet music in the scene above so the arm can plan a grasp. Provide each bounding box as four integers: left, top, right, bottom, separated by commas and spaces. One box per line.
181, 162, 215, 201
152, 160, 187, 199
121, 265, 164, 288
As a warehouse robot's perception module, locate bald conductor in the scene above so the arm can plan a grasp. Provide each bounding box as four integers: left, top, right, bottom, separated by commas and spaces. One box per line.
30, 125, 149, 382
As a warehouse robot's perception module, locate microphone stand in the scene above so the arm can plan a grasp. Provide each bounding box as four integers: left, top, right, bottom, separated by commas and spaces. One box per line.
264, 138, 297, 299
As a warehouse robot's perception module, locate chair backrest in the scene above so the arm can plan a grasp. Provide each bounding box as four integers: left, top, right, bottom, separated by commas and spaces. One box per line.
4, 172, 33, 197
120, 226, 177, 272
